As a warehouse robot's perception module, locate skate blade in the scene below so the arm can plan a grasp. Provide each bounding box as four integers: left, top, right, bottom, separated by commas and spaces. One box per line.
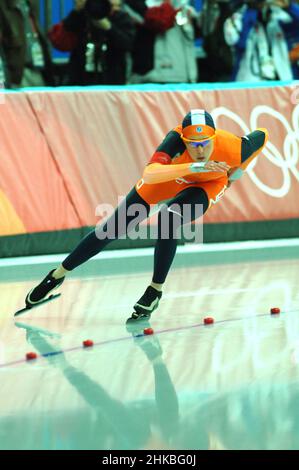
14, 321, 61, 338
14, 293, 61, 317
126, 316, 151, 334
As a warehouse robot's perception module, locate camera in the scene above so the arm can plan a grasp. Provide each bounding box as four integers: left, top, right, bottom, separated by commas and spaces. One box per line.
85, 0, 112, 20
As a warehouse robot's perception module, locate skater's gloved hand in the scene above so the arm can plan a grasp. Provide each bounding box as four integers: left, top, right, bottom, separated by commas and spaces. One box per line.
190, 161, 231, 173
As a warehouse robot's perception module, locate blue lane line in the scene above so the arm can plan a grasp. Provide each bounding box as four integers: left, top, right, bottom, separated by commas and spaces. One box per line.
1, 308, 298, 369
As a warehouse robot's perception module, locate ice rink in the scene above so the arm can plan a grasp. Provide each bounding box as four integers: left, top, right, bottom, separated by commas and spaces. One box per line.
1, 239, 299, 450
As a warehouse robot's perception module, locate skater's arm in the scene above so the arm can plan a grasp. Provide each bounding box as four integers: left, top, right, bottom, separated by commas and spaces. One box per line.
143, 161, 229, 184
228, 128, 269, 187
239, 128, 268, 170
144, 129, 200, 184
143, 162, 194, 184
227, 167, 245, 187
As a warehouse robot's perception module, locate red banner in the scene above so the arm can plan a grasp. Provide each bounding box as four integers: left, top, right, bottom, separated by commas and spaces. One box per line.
1, 84, 299, 236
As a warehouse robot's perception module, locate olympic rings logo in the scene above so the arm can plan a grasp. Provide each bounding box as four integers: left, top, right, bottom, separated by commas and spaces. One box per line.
212, 104, 299, 198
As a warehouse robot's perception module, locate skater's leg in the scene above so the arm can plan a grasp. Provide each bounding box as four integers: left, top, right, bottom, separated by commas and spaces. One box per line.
26, 188, 149, 306
129, 187, 209, 321
52, 265, 69, 279
152, 186, 209, 284
150, 281, 163, 292
62, 187, 150, 271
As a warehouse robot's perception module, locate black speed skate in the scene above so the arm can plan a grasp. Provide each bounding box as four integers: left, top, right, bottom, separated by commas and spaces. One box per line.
15, 294, 61, 317
127, 286, 162, 323
25, 270, 65, 308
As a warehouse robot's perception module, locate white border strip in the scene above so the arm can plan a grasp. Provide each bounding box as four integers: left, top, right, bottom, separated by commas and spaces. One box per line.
1, 238, 299, 268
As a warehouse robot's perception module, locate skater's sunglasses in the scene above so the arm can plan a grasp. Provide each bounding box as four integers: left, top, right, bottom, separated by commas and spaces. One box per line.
181, 135, 215, 148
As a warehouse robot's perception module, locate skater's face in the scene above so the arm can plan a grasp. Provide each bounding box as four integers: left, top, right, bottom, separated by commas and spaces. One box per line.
182, 136, 215, 162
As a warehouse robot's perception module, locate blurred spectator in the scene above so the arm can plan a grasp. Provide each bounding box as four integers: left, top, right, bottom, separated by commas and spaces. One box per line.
289, 41, 299, 78
49, 0, 135, 85
0, 0, 54, 88
198, 0, 234, 82
224, 0, 299, 81
283, 2, 299, 78
127, 0, 200, 84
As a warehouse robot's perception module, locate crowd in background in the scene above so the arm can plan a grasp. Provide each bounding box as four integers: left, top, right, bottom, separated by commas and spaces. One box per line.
0, 0, 299, 88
